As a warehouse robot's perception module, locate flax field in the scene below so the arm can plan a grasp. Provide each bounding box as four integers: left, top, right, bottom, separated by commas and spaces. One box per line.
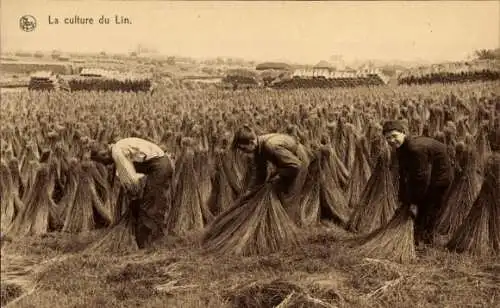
1, 81, 499, 308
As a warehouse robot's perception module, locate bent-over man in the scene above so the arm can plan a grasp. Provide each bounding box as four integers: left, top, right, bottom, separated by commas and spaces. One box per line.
232, 125, 311, 213
91, 137, 174, 248
383, 120, 453, 245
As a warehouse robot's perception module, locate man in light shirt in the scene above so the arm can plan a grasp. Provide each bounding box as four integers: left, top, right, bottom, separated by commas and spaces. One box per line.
92, 137, 174, 248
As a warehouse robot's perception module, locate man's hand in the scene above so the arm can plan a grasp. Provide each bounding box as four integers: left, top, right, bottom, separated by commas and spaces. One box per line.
409, 204, 418, 219
267, 171, 280, 183
124, 174, 145, 198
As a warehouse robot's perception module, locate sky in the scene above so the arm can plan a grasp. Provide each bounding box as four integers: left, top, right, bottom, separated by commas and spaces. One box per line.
1, 0, 499, 64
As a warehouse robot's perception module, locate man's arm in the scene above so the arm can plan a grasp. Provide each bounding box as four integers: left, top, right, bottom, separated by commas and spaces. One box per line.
268, 144, 303, 180
111, 144, 144, 191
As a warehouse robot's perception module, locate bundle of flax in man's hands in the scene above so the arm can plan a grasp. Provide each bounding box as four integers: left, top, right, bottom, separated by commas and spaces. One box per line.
128, 173, 146, 199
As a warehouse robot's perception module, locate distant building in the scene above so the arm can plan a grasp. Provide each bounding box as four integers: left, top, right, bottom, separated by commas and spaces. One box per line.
79, 68, 109, 77
291, 65, 389, 85
329, 55, 345, 70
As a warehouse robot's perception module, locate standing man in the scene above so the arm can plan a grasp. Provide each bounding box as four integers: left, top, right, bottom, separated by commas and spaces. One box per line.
91, 137, 174, 248
232, 125, 311, 218
382, 120, 453, 245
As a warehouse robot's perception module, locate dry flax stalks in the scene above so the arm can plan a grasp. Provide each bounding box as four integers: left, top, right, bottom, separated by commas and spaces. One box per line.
346, 136, 372, 210
227, 148, 252, 197
194, 149, 213, 210
225, 279, 304, 308
434, 146, 483, 237
19, 143, 39, 192
86, 199, 139, 254
61, 161, 112, 233
275, 291, 337, 308
7, 163, 59, 237
341, 123, 359, 174
447, 153, 500, 256
20, 160, 40, 204
318, 146, 350, 228
352, 205, 416, 264
363, 275, 405, 300
167, 146, 213, 236
202, 182, 301, 256
56, 159, 79, 226
207, 149, 239, 215
86, 160, 116, 223
329, 146, 350, 193
46, 143, 70, 204
7, 158, 25, 210
347, 146, 398, 234
297, 150, 322, 227
0, 160, 23, 232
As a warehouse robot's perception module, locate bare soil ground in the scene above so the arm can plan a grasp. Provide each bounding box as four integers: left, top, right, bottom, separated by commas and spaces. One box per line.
1, 225, 499, 308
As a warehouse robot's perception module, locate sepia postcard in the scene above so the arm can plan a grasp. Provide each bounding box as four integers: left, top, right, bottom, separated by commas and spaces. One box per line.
1, 1, 499, 307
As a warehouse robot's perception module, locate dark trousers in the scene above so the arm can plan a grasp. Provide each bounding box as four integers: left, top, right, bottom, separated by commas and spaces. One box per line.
132, 156, 174, 248
415, 184, 450, 244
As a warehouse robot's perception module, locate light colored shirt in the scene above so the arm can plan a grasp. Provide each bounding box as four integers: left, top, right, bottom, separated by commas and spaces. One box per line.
111, 137, 164, 188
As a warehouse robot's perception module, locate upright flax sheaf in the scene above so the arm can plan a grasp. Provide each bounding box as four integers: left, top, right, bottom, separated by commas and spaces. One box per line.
318, 145, 350, 228
7, 163, 59, 237
201, 182, 301, 257
447, 153, 500, 256
346, 135, 372, 209
434, 144, 483, 238
296, 149, 322, 227
62, 160, 112, 233
0, 160, 23, 232
207, 148, 239, 215
167, 139, 213, 236
347, 144, 399, 234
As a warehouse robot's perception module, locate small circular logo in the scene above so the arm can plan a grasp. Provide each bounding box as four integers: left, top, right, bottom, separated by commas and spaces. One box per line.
20, 15, 37, 32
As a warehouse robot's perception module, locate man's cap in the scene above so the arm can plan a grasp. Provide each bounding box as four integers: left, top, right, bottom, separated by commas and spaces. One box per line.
382, 120, 406, 135
232, 125, 256, 148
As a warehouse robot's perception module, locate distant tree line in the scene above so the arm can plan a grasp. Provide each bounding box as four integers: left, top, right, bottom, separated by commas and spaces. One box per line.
474, 48, 500, 60
398, 70, 500, 86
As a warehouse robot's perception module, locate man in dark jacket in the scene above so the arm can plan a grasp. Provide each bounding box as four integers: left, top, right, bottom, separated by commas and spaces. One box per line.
383, 120, 453, 245
232, 125, 311, 207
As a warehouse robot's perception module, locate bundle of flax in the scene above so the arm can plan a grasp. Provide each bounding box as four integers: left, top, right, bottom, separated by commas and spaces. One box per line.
352, 204, 416, 263
346, 136, 372, 209
167, 140, 213, 236
7, 163, 59, 237
296, 150, 322, 227
87, 202, 140, 254
62, 160, 112, 233
347, 145, 399, 234
0, 160, 23, 232
194, 148, 213, 210
202, 182, 300, 256
434, 144, 483, 238
207, 148, 239, 215
318, 146, 350, 228
447, 153, 500, 256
